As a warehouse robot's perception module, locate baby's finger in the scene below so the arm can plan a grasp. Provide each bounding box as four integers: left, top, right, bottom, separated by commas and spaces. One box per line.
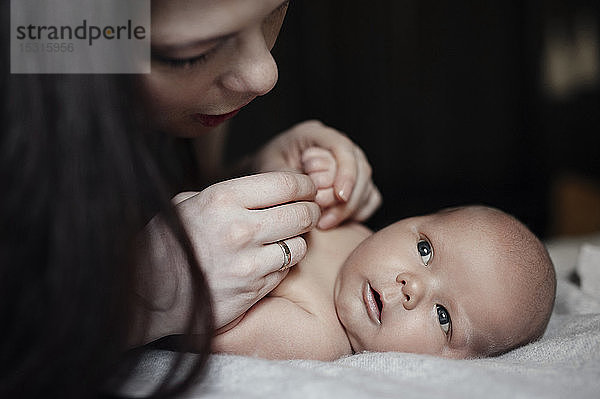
317, 206, 345, 230
302, 147, 336, 174
302, 157, 330, 174
308, 170, 335, 189
315, 188, 337, 209
292, 122, 357, 203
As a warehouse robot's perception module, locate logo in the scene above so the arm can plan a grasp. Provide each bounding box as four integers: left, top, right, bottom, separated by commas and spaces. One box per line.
11, 0, 150, 74
15, 19, 147, 47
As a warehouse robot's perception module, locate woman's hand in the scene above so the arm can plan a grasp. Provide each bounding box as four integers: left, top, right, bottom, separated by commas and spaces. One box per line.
132, 172, 320, 344
253, 120, 382, 229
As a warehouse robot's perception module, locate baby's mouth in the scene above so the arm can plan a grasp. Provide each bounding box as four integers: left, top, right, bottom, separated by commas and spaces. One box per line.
373, 289, 383, 315
364, 282, 383, 325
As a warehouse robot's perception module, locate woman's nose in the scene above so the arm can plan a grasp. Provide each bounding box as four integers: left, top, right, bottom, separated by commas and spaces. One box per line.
396, 273, 425, 310
220, 28, 278, 97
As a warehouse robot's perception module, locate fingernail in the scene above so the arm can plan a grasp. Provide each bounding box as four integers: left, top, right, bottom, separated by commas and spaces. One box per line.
338, 182, 352, 202
318, 213, 337, 230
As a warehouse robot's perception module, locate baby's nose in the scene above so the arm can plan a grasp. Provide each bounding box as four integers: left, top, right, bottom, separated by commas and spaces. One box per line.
396, 273, 425, 310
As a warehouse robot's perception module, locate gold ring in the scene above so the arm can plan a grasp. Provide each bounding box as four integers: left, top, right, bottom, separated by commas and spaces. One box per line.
276, 240, 292, 271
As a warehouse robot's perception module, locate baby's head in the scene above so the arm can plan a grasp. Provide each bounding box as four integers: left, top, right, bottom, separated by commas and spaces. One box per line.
334, 205, 555, 358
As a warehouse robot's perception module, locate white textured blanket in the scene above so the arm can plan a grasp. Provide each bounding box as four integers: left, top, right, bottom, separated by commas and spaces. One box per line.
123, 234, 600, 398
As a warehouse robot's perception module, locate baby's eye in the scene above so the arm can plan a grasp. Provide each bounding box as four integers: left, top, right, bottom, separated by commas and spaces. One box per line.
436, 305, 451, 335
417, 239, 433, 266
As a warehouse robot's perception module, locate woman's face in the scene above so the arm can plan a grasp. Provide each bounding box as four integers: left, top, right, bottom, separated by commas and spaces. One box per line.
141, 0, 289, 137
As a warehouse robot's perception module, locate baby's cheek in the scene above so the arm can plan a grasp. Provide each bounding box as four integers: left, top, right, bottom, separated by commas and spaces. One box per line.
371, 317, 444, 355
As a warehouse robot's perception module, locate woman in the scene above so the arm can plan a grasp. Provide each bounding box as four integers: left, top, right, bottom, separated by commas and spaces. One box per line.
1, 0, 381, 397
134, 0, 382, 341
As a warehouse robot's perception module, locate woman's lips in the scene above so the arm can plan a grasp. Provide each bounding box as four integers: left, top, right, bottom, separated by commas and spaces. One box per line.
363, 282, 382, 325
192, 108, 241, 127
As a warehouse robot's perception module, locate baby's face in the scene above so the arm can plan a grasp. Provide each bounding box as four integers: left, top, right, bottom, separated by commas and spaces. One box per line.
334, 207, 527, 358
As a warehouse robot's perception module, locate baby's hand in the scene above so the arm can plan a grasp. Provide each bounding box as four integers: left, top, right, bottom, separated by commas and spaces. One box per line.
253, 120, 381, 230
302, 146, 381, 229
302, 147, 338, 211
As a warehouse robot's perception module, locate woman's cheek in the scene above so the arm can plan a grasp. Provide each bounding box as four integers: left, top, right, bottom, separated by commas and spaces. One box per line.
262, 4, 288, 49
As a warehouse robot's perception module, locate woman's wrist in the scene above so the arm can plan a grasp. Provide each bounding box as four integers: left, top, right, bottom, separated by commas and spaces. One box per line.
128, 214, 194, 347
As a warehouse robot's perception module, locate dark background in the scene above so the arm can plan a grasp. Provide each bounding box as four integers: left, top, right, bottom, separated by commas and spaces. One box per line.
228, 0, 600, 238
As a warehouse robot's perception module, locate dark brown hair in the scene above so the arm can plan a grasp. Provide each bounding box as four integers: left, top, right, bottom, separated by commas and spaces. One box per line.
0, 1, 212, 396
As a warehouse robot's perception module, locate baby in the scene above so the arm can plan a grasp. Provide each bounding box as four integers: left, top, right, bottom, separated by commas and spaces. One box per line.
212, 150, 556, 360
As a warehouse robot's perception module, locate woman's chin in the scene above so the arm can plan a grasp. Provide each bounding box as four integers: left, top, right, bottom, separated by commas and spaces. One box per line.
159, 121, 217, 138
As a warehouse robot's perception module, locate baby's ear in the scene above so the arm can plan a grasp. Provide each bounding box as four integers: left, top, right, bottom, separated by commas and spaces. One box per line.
301, 147, 336, 189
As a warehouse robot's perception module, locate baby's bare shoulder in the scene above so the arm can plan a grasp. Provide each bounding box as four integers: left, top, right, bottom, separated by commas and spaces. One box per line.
212, 295, 350, 360
307, 222, 372, 251
213, 224, 371, 360
283, 223, 372, 293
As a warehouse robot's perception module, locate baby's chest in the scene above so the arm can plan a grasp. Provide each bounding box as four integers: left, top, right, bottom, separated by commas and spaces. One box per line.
268, 252, 340, 329
267, 281, 351, 360
269, 265, 330, 314
273, 231, 346, 293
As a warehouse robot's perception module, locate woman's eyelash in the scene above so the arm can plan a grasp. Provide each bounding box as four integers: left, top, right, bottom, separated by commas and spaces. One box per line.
153, 44, 221, 69
154, 54, 208, 69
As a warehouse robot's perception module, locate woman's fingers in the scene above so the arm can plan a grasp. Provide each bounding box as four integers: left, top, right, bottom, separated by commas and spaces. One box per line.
293, 121, 358, 203
328, 141, 358, 203
218, 172, 318, 210
260, 235, 308, 274
353, 185, 383, 222
317, 183, 381, 229
317, 146, 373, 229
171, 191, 200, 205
343, 146, 372, 215
253, 237, 304, 303
252, 201, 320, 244
170, 172, 321, 331
240, 172, 317, 209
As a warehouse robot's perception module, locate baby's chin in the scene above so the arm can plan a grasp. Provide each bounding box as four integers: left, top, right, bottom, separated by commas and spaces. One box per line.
336, 318, 362, 355
332, 275, 344, 330
332, 274, 358, 352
